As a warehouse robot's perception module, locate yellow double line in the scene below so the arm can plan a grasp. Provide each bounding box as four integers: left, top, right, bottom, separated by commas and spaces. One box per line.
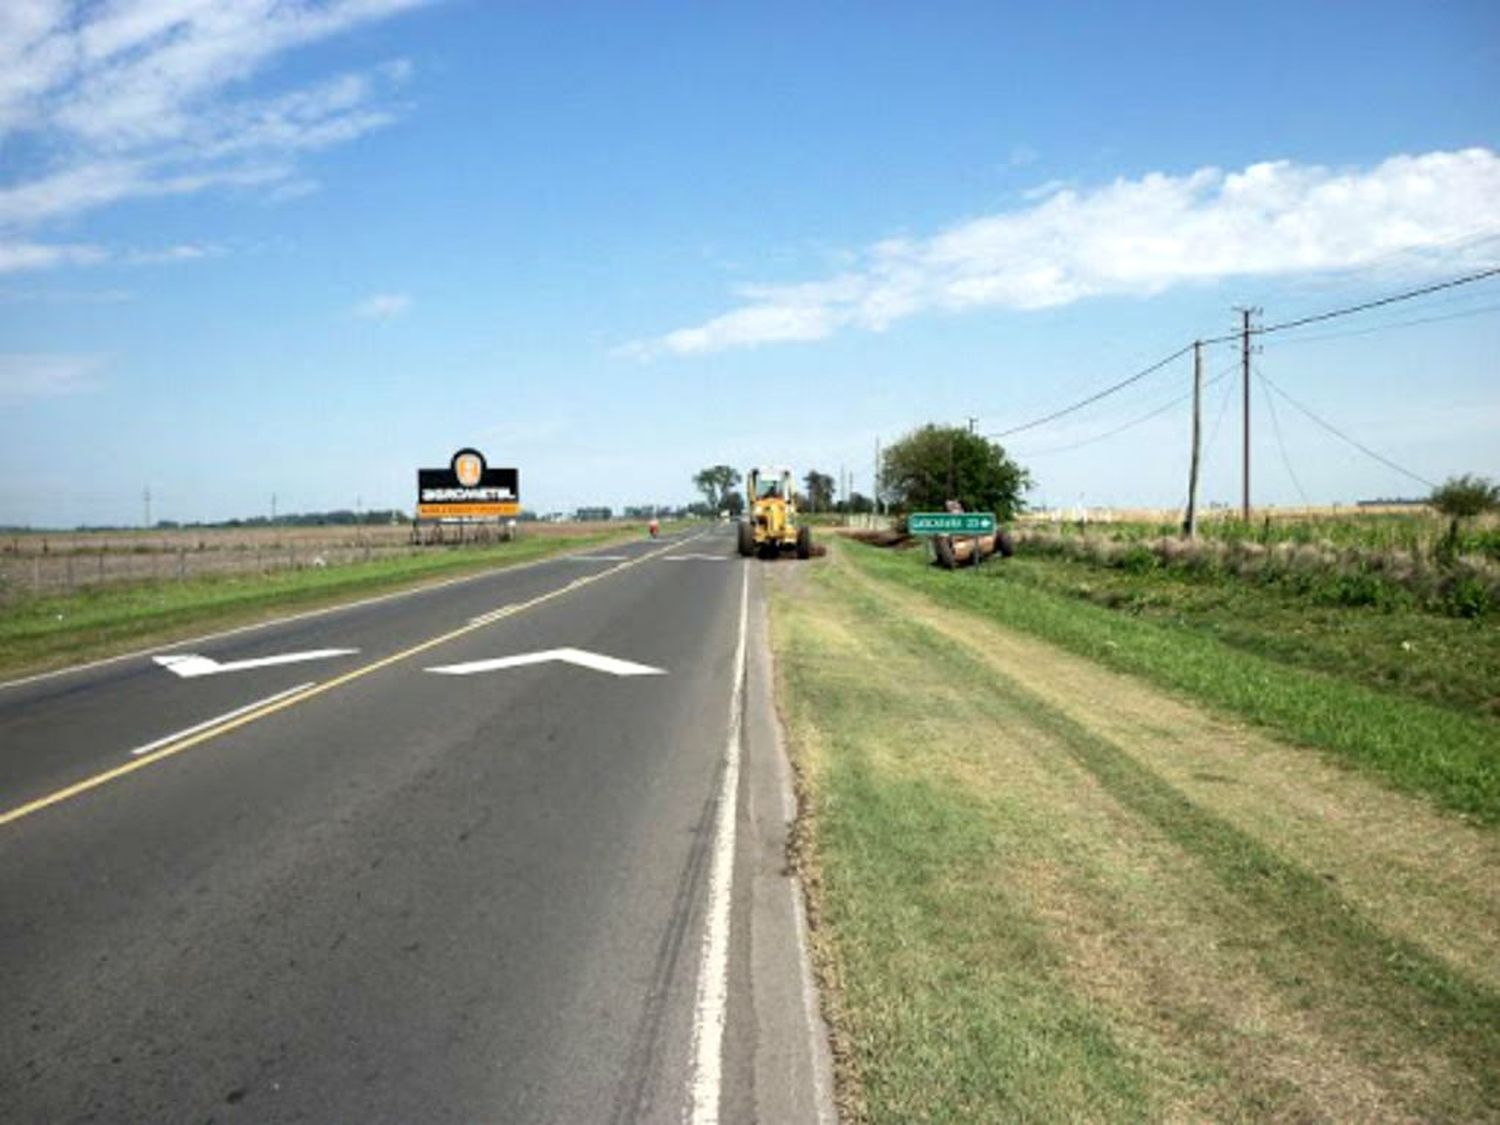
0, 534, 704, 830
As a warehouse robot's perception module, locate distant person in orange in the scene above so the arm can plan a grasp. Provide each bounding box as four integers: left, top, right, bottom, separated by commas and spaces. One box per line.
649, 518, 660, 538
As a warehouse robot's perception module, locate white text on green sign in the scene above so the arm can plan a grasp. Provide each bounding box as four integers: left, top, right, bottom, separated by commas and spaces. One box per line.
909, 512, 997, 535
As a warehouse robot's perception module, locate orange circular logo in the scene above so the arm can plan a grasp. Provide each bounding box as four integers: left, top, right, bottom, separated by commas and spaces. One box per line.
453, 449, 485, 487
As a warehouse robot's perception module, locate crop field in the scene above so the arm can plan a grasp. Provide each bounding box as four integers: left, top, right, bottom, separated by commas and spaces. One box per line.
0, 521, 609, 600
772, 534, 1500, 1121
1021, 505, 1500, 557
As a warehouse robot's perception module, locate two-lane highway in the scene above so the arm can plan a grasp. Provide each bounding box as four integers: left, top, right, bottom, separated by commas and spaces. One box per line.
0, 525, 833, 1123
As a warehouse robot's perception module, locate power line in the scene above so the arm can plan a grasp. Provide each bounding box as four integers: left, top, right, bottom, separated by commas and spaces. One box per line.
1204, 265, 1500, 344
984, 264, 1496, 444
1203, 364, 1240, 473
988, 343, 1192, 440
1017, 362, 1236, 457
1257, 299, 1500, 348
1258, 369, 1436, 490
1256, 366, 1309, 506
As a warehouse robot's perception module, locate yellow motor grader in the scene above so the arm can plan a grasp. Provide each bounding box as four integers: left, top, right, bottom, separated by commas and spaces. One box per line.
737, 466, 812, 559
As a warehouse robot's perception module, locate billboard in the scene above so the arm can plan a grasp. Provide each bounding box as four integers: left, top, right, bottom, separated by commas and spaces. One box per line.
417, 448, 519, 519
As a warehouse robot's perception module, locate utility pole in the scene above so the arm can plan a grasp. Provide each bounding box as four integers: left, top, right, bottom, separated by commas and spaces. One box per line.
271, 493, 277, 524
142, 486, 151, 529
1183, 341, 1203, 538
1237, 307, 1259, 522
967, 416, 977, 434
874, 437, 882, 517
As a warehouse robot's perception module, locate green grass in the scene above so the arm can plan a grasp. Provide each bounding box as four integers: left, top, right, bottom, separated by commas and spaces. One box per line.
1000, 552, 1500, 720
0, 528, 637, 679
842, 540, 1500, 824
774, 559, 1500, 1121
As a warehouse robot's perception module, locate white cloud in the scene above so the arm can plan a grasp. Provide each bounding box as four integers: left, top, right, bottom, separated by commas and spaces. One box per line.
353, 293, 412, 320
0, 1, 428, 272
0, 353, 105, 398
0, 240, 107, 273
632, 148, 1500, 357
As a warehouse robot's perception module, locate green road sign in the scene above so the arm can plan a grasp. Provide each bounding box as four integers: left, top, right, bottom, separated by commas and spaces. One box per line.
908, 512, 997, 535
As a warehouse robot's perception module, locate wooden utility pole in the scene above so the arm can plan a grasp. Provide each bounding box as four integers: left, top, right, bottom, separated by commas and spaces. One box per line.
1239, 307, 1257, 522
1183, 341, 1203, 537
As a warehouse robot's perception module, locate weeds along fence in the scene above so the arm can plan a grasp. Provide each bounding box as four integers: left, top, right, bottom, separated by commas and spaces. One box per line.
1012, 522, 1500, 619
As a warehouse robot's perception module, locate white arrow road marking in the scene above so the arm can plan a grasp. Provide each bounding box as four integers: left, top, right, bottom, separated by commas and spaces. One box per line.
666, 554, 728, 562
153, 648, 359, 679
129, 683, 316, 756
425, 647, 667, 678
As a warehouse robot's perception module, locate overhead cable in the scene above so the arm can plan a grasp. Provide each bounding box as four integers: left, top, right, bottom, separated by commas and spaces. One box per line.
1258, 371, 1436, 489
1204, 265, 1500, 345
988, 343, 1192, 440
1256, 366, 1310, 506
1018, 363, 1236, 457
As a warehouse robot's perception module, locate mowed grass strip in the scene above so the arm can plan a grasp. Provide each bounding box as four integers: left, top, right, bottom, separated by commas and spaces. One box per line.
771, 552, 1500, 1122
843, 540, 1500, 824
0, 528, 637, 679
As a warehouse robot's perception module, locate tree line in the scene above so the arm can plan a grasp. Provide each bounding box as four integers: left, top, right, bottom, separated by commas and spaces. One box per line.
695, 424, 1032, 518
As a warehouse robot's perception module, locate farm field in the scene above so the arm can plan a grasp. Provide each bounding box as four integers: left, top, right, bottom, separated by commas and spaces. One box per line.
0, 522, 655, 680
0, 521, 623, 599
771, 535, 1500, 1121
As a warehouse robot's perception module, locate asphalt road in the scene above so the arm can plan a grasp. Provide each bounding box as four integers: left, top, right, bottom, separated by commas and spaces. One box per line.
0, 525, 833, 1123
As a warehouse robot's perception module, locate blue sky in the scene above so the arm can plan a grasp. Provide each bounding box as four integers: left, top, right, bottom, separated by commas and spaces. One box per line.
2, 0, 1497, 526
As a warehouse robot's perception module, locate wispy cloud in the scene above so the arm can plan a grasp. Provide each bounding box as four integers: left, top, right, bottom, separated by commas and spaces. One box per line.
0, 0, 429, 272
0, 353, 106, 398
353, 293, 412, 320
629, 148, 1500, 357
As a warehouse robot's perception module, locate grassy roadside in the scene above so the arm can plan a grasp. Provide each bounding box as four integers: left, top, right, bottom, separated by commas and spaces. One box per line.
770, 546, 1500, 1122
842, 541, 1500, 824
1000, 548, 1500, 719
0, 527, 645, 680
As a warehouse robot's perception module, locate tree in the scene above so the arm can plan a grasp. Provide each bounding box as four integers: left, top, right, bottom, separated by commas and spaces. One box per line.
724, 490, 745, 517
1430, 474, 1499, 562
1430, 474, 1500, 521
802, 470, 835, 513
881, 423, 1030, 518
693, 465, 741, 512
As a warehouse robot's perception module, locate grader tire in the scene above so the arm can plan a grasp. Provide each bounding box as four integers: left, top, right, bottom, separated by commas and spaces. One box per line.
796, 525, 812, 560
738, 521, 755, 557
933, 534, 957, 569
994, 530, 1015, 558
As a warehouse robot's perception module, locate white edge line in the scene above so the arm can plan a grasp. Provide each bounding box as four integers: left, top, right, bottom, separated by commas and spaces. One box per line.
688, 553, 750, 1124
128, 682, 315, 757
0, 530, 708, 692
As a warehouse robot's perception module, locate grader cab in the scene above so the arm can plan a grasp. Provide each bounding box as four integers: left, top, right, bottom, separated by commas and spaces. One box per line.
738, 466, 812, 559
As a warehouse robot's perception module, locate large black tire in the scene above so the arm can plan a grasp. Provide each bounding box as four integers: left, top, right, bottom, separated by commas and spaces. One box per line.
994, 530, 1015, 559
932, 534, 957, 569
796, 525, 812, 560
737, 521, 755, 557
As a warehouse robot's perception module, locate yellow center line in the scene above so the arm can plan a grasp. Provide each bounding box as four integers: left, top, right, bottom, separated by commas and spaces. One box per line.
0, 533, 708, 830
